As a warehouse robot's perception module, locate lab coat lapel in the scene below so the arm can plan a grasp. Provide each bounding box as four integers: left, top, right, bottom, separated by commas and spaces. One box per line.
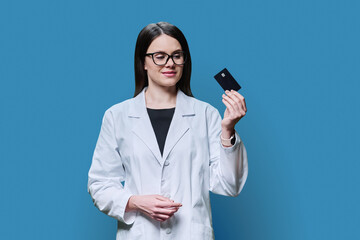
129, 88, 163, 166
128, 87, 195, 166
162, 89, 195, 161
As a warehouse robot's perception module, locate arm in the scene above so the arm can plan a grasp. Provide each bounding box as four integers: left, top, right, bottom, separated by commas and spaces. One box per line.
87, 109, 135, 225
208, 107, 248, 196
208, 90, 249, 196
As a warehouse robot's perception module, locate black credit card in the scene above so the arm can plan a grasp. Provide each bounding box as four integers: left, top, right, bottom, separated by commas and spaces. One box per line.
214, 68, 241, 91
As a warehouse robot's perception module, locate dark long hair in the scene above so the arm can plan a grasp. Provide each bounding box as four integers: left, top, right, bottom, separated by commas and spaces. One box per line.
133, 22, 193, 97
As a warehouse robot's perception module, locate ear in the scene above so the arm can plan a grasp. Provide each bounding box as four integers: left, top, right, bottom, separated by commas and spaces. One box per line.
144, 63, 147, 71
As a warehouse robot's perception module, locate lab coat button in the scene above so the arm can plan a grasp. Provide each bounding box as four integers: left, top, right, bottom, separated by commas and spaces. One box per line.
166, 228, 171, 234
164, 161, 170, 166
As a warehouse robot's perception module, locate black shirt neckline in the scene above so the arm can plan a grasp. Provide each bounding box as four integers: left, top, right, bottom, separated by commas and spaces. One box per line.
146, 107, 175, 111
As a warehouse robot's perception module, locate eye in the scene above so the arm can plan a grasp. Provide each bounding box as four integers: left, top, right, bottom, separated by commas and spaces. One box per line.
154, 53, 166, 59
173, 52, 183, 59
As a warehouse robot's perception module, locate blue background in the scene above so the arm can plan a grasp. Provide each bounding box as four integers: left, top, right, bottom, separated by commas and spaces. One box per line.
1, 0, 359, 239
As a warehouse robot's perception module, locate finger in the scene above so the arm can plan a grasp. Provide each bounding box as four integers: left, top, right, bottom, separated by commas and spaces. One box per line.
230, 94, 245, 113
222, 97, 236, 115
223, 93, 242, 113
157, 201, 182, 208
170, 202, 182, 207
222, 99, 234, 115
168, 207, 179, 213
223, 92, 237, 106
231, 90, 247, 112
222, 94, 237, 111
154, 207, 178, 215
223, 94, 246, 117
146, 211, 169, 221
243, 97, 247, 112
154, 213, 172, 221
155, 195, 173, 202
229, 90, 246, 112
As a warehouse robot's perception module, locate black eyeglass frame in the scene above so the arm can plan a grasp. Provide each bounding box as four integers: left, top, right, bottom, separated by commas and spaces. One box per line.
145, 51, 187, 66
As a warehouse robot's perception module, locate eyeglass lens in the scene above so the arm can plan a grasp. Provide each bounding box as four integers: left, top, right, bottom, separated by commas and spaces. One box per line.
153, 52, 185, 65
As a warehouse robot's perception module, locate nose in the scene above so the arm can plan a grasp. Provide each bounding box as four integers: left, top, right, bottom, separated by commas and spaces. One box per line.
164, 56, 176, 68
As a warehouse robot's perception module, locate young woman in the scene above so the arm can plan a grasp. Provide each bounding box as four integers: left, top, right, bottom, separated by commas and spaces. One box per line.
88, 21, 248, 240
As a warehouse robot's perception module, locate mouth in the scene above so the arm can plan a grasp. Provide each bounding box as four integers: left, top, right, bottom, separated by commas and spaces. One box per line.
162, 71, 177, 77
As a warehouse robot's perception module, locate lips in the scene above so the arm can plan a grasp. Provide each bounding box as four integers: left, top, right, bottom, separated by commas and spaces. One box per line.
162, 71, 177, 77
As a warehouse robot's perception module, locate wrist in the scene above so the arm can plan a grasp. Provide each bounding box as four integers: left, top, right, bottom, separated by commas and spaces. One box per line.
220, 131, 235, 147
126, 195, 138, 212
221, 127, 235, 139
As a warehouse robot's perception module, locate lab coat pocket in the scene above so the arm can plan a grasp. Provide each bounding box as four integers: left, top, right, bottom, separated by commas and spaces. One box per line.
190, 222, 214, 240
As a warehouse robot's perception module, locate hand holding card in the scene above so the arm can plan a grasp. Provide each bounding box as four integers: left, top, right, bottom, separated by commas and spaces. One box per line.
214, 68, 247, 139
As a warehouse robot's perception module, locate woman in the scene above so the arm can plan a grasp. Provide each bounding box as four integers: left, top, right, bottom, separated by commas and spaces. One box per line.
88, 21, 248, 239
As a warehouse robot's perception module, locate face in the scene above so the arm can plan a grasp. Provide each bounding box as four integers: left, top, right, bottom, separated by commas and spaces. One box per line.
144, 34, 184, 88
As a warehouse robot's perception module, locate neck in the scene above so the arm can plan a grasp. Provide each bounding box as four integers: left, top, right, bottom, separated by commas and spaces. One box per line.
145, 85, 177, 109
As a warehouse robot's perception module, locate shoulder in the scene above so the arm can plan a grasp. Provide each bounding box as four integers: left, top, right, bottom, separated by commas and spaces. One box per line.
102, 97, 135, 120
107, 98, 133, 112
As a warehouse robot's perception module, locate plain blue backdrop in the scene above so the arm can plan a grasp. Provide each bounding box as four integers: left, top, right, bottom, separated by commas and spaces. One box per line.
1, 0, 359, 239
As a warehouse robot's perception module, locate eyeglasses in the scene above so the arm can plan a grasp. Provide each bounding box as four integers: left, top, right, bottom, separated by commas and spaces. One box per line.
145, 51, 186, 66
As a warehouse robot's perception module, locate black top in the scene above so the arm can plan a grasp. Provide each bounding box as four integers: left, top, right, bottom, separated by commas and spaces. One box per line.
146, 107, 175, 156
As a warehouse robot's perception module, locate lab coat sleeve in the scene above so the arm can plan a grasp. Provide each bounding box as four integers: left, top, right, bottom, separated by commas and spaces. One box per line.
207, 106, 248, 197
87, 109, 136, 225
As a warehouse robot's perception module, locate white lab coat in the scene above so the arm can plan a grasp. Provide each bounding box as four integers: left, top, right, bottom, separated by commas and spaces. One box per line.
87, 87, 248, 240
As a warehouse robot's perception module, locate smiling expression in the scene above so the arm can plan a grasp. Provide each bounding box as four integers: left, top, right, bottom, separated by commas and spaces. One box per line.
144, 34, 184, 88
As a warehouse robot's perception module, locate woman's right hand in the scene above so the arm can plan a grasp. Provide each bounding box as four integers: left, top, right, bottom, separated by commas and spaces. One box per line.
126, 195, 182, 222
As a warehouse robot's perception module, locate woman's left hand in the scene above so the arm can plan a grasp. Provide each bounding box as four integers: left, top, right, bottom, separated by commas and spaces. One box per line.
221, 90, 247, 138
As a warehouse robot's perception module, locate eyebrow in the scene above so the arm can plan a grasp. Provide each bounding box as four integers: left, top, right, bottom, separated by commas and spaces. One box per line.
155, 49, 183, 54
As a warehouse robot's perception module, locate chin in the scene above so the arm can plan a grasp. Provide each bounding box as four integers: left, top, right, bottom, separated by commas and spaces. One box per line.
161, 82, 179, 88
160, 77, 181, 86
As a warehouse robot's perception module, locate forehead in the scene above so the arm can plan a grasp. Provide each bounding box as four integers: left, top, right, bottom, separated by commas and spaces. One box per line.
147, 34, 182, 53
